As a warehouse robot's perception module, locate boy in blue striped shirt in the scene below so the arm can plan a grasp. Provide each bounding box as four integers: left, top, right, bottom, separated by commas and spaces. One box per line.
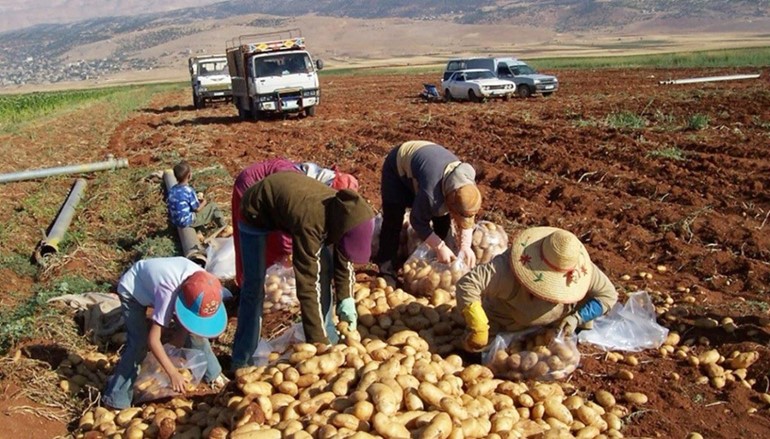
167, 161, 226, 230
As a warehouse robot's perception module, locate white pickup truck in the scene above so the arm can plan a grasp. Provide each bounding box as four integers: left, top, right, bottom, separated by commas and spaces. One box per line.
188, 55, 232, 109
226, 29, 323, 120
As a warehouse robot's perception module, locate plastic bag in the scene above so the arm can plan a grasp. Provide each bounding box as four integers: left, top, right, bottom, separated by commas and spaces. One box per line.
133, 344, 208, 403
251, 339, 274, 367
270, 322, 307, 360
206, 237, 235, 280
472, 221, 509, 264
484, 328, 580, 381
578, 291, 669, 351
401, 242, 469, 299
263, 260, 298, 313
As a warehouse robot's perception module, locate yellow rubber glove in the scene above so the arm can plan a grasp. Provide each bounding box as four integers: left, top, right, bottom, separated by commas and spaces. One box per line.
462, 302, 490, 351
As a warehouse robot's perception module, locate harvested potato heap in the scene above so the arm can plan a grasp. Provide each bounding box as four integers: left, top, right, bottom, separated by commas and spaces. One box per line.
74, 278, 633, 439
57, 351, 117, 396
401, 243, 469, 298
486, 329, 581, 381
471, 221, 509, 264
263, 262, 299, 314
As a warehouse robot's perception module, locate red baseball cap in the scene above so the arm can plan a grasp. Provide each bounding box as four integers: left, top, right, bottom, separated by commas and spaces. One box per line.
175, 271, 227, 338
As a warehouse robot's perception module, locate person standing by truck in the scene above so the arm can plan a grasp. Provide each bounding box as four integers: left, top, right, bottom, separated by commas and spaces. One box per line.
231, 172, 375, 371
375, 140, 482, 286
230, 157, 360, 286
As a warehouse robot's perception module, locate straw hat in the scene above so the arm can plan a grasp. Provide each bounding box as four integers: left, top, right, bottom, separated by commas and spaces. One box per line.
510, 227, 593, 304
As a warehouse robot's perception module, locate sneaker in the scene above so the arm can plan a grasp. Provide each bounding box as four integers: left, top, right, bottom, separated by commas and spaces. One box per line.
210, 373, 230, 391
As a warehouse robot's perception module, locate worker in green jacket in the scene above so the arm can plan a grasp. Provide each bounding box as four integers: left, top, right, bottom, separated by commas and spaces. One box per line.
231, 172, 375, 370
456, 226, 618, 351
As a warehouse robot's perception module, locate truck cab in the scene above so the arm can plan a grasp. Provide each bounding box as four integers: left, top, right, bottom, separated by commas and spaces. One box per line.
444, 57, 559, 98
226, 29, 323, 120
188, 55, 232, 109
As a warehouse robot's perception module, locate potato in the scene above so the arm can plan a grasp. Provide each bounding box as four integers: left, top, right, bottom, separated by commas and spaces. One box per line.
368, 383, 399, 415
373, 412, 410, 439
623, 392, 648, 405
544, 396, 573, 425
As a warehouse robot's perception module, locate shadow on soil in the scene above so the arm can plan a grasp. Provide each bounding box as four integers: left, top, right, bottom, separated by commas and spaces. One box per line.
141, 105, 196, 114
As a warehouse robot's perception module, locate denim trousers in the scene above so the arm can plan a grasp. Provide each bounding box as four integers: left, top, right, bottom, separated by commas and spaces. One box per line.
102, 294, 222, 409
231, 222, 335, 371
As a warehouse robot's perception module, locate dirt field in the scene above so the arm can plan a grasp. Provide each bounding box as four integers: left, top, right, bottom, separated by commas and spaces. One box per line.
2, 67, 770, 438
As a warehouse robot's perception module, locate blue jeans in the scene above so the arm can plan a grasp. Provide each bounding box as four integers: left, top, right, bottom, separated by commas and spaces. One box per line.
231, 222, 335, 371
102, 294, 221, 409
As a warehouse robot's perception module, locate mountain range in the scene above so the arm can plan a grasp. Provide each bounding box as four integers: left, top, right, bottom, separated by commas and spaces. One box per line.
0, 0, 768, 88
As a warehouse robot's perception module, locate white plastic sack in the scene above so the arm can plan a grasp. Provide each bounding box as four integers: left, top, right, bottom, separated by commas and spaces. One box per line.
133, 344, 207, 403
401, 242, 469, 298
264, 261, 298, 313
206, 237, 235, 280
472, 221, 509, 264
578, 291, 669, 352
484, 328, 580, 381
251, 339, 273, 367
270, 322, 306, 358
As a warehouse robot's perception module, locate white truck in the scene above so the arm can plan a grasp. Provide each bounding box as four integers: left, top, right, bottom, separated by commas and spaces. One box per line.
188, 55, 232, 109
226, 29, 323, 120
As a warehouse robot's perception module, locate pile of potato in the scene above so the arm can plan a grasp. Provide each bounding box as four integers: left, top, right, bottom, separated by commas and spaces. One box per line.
57, 351, 116, 396
487, 329, 581, 381
73, 278, 631, 439
263, 264, 298, 313
134, 367, 197, 402
471, 221, 509, 264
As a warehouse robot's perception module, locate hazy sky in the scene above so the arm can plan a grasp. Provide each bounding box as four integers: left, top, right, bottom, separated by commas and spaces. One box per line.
0, 0, 224, 33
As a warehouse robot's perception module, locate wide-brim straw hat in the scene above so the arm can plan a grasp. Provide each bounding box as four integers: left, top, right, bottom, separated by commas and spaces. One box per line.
510, 227, 593, 304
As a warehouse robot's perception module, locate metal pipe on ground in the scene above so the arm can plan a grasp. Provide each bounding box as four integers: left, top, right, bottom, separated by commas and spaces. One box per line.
34, 178, 87, 264
162, 169, 208, 267
0, 155, 129, 184
659, 73, 761, 85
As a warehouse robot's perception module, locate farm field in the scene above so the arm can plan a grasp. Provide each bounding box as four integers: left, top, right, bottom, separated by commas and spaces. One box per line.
1, 65, 770, 438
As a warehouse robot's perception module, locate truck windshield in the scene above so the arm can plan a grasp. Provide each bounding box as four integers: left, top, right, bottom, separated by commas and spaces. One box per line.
510, 64, 537, 75
198, 61, 228, 76
253, 53, 313, 77
465, 70, 496, 80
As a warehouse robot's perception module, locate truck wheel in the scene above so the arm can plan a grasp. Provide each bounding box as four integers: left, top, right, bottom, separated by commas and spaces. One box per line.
304, 106, 316, 117
444, 89, 453, 101
517, 85, 532, 98
468, 90, 483, 103
193, 93, 201, 109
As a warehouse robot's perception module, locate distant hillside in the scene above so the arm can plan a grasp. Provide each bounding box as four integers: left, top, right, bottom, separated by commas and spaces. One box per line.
0, 0, 768, 87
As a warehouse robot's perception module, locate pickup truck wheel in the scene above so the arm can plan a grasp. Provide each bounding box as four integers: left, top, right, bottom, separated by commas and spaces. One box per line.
517, 85, 532, 98
305, 106, 316, 117
468, 90, 483, 103
444, 89, 453, 101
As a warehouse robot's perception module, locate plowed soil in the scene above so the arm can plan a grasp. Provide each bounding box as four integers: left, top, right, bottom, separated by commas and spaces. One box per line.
2, 67, 770, 438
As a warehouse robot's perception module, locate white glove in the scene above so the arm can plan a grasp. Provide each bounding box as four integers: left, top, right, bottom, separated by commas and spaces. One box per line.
425, 232, 456, 264
457, 227, 476, 268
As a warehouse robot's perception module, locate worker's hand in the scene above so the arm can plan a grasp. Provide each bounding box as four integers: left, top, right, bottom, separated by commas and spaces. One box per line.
559, 314, 580, 336
167, 369, 188, 393
458, 247, 477, 269
434, 241, 456, 264
336, 297, 358, 331
463, 329, 489, 352
461, 301, 489, 352
457, 227, 476, 268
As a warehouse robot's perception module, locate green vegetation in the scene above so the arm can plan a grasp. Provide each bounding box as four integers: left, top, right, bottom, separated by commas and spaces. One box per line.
0, 276, 108, 353
530, 46, 770, 70
648, 147, 687, 161
0, 83, 181, 132
686, 113, 710, 131
605, 111, 647, 129
323, 46, 770, 76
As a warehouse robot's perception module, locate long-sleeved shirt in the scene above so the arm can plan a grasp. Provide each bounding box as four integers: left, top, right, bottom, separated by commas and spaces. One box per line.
387, 141, 460, 240
456, 249, 618, 334
241, 172, 374, 305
